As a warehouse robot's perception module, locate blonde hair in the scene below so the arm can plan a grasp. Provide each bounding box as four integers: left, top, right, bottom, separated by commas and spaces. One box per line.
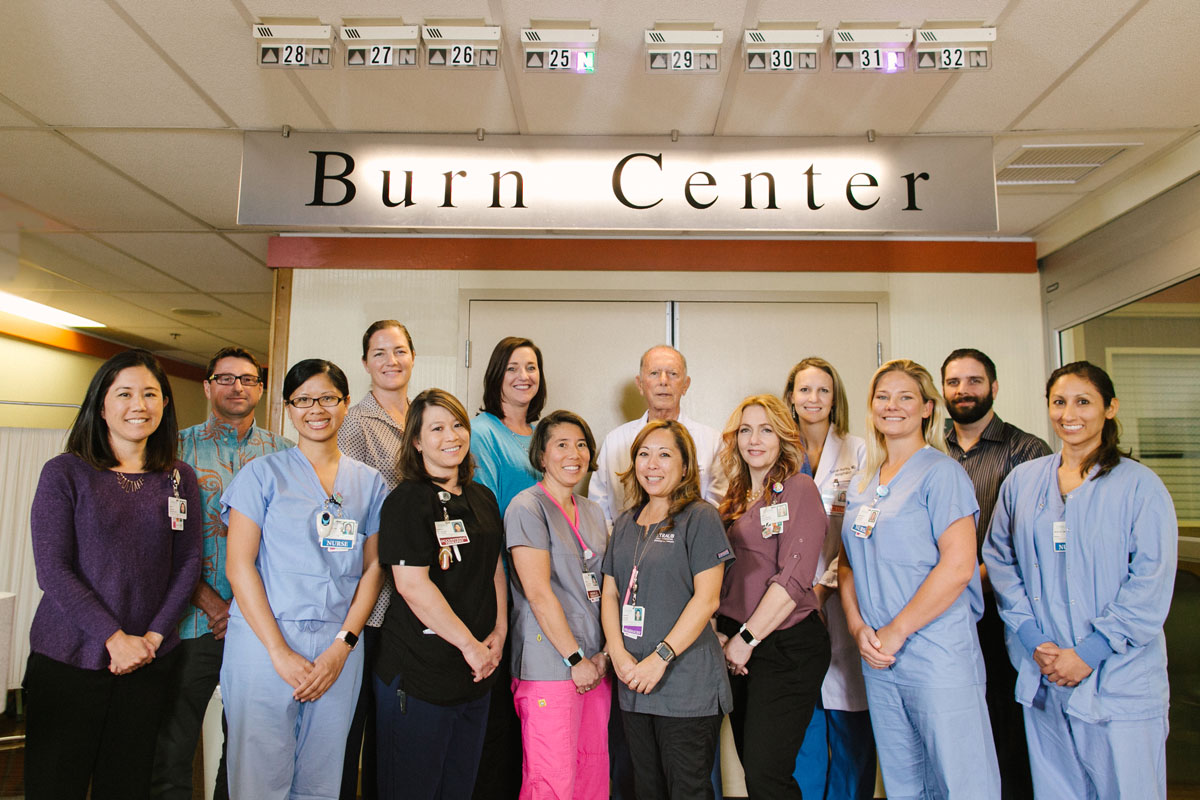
618, 420, 702, 534
717, 395, 806, 524
783, 357, 850, 439
860, 359, 947, 491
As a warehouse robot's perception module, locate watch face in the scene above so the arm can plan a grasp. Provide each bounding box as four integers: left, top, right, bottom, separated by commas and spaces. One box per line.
655, 642, 674, 662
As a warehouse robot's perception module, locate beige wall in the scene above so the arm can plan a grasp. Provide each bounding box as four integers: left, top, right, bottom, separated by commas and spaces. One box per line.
287, 268, 1049, 442
0, 333, 210, 431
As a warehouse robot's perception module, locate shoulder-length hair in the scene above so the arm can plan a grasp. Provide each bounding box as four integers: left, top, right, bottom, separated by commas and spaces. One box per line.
480, 336, 546, 424
860, 359, 947, 491
527, 409, 599, 473
783, 356, 851, 439
1046, 361, 1128, 480
618, 420, 702, 534
397, 388, 476, 485
66, 349, 179, 472
718, 395, 806, 524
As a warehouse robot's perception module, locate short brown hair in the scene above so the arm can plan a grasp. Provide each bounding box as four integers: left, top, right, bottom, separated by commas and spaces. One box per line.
205, 346, 262, 381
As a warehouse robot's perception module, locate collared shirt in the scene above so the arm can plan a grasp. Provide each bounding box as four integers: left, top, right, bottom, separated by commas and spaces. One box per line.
945, 414, 1050, 561
339, 390, 405, 492
177, 416, 292, 639
589, 411, 726, 525
339, 391, 405, 626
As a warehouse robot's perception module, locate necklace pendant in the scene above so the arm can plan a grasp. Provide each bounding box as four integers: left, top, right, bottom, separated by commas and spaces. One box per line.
115, 472, 145, 493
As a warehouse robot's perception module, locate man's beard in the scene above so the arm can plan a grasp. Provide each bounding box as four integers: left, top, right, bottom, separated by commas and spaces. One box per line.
947, 391, 994, 424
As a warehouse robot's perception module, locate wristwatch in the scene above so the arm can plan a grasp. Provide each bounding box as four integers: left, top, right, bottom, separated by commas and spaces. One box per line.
563, 648, 586, 667
654, 640, 676, 663
737, 624, 761, 648
336, 630, 359, 650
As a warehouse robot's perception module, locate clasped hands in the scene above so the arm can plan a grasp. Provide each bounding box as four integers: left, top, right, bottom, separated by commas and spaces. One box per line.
106, 629, 163, 675
1033, 642, 1093, 687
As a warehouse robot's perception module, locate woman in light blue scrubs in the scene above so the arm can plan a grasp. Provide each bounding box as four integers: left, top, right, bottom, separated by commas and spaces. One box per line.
839, 359, 999, 800
983, 362, 1176, 800
221, 359, 388, 800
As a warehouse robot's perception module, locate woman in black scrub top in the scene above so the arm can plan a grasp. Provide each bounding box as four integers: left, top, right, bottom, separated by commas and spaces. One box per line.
600, 419, 735, 800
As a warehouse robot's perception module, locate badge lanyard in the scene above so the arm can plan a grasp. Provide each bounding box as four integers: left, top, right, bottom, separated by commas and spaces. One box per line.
539, 482, 601, 603
621, 517, 664, 639
851, 482, 890, 539
167, 468, 187, 531
757, 481, 788, 538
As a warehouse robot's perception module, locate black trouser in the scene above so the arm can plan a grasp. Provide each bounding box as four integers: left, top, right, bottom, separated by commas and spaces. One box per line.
623, 710, 723, 800
341, 624, 382, 800
150, 634, 229, 800
471, 647, 522, 799
980, 589, 1033, 800
24, 648, 178, 800
722, 613, 830, 800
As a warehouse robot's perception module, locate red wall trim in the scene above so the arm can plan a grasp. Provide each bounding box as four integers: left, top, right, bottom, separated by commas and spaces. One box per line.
1, 312, 208, 383
267, 236, 1037, 273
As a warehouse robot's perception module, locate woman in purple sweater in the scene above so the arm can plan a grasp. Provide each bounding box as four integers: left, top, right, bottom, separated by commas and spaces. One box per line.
24, 349, 202, 800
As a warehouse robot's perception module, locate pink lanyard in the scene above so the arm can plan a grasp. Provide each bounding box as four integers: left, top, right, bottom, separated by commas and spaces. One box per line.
538, 482, 594, 559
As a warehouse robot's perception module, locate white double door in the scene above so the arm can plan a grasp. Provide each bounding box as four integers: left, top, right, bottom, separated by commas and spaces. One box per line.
464, 298, 882, 470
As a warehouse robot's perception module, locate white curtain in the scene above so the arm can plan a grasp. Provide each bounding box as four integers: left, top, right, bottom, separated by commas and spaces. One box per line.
0, 427, 67, 690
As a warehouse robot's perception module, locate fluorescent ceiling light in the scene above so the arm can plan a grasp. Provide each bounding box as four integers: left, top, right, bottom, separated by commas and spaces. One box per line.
0, 291, 105, 328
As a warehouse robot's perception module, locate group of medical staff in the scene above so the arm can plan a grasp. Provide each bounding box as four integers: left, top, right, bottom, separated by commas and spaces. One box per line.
21, 319, 1177, 800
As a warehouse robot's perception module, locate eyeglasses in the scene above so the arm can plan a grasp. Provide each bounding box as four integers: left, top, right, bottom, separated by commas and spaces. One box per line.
209, 373, 262, 387
287, 395, 345, 408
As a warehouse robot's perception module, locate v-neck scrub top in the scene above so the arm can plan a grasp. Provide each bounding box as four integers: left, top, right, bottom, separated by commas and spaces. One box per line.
220, 447, 387, 623
840, 446, 984, 688
602, 500, 735, 717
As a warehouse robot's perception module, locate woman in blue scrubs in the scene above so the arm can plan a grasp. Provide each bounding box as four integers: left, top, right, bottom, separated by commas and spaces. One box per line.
839, 359, 999, 800
983, 361, 1176, 800
221, 359, 387, 800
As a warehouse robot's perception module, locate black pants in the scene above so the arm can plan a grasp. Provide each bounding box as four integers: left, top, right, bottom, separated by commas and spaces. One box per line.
723, 613, 830, 800
622, 710, 723, 800
150, 634, 229, 800
24, 648, 178, 800
471, 643, 522, 799
980, 589, 1033, 800
341, 624, 382, 800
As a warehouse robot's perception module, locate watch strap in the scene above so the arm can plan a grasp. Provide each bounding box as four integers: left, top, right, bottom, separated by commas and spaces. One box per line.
563, 648, 585, 667
737, 624, 760, 647
336, 629, 359, 650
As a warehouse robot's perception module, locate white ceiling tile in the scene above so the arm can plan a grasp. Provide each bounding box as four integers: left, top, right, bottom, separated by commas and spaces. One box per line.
0, 262, 84, 294
0, 98, 39, 126
94, 233, 275, 294
222, 233, 273, 262
212, 292, 275, 320
0, 196, 75, 235
119, 326, 256, 357
20, 233, 193, 293
0, 131, 206, 231
17, 290, 179, 328
1017, 0, 1200, 131
0, 0, 227, 127
918, 0, 1144, 133
111, 292, 268, 328
996, 192, 1083, 236
64, 130, 243, 229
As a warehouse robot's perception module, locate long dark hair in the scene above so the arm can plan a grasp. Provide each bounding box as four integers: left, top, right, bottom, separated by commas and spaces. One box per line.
398, 389, 476, 485
66, 349, 179, 472
480, 337, 546, 424
1046, 361, 1129, 480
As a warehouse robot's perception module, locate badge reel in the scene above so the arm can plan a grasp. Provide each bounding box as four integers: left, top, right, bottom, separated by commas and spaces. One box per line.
851, 484, 889, 539
621, 565, 645, 639
167, 468, 187, 531
318, 492, 358, 552
759, 483, 789, 538
435, 491, 470, 571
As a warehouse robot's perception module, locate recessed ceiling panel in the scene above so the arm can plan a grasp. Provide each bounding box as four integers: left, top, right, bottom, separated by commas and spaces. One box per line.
65, 130, 244, 229
212, 292, 275, 320
111, 293, 268, 329
0, 0, 227, 127
95, 232, 274, 294
0, 132, 206, 232
21, 232, 193, 293
1018, 1, 1200, 131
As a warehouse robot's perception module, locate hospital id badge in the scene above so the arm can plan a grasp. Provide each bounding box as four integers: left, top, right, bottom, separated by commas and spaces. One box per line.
621, 604, 645, 639
831, 488, 847, 516
759, 502, 790, 525
852, 506, 879, 539
1052, 521, 1067, 553
435, 519, 470, 547
321, 517, 358, 551
583, 571, 601, 603
168, 496, 187, 531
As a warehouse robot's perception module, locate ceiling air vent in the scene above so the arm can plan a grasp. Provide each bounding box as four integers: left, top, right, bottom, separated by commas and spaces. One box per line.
996, 143, 1136, 186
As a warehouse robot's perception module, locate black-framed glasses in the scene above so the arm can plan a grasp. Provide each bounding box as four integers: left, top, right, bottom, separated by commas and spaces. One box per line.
209, 373, 262, 387
287, 395, 345, 408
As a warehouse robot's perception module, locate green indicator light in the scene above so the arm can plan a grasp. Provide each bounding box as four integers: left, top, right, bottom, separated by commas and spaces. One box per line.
577, 50, 595, 73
